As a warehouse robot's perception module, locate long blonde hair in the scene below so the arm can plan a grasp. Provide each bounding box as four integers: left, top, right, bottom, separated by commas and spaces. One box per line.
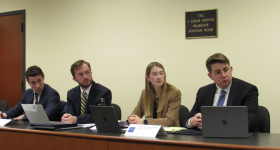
143, 62, 177, 117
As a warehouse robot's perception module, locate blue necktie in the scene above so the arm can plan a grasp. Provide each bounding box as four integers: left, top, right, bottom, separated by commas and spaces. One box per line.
217, 90, 226, 106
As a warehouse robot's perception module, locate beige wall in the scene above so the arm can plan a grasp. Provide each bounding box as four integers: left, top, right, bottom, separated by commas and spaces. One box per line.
1, 0, 280, 133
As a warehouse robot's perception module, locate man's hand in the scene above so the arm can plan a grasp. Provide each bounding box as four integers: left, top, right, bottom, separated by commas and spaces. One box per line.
61, 113, 77, 123
0, 111, 6, 119
190, 113, 203, 130
128, 115, 144, 124
13, 114, 24, 120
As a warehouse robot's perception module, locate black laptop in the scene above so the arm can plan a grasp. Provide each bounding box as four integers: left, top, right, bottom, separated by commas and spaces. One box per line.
201, 106, 253, 138
89, 105, 126, 133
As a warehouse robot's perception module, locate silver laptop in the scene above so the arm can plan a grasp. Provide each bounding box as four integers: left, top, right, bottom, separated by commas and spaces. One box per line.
21, 104, 57, 124
201, 106, 252, 138
21, 104, 78, 130
89, 106, 126, 133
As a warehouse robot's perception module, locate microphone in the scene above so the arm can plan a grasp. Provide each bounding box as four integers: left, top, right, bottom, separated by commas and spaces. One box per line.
96, 98, 106, 106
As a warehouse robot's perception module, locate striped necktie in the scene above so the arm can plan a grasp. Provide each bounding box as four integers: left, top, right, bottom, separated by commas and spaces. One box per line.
81, 91, 87, 116
35, 93, 39, 104
217, 90, 226, 106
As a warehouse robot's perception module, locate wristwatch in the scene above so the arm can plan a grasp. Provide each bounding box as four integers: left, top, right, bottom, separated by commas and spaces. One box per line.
143, 119, 148, 125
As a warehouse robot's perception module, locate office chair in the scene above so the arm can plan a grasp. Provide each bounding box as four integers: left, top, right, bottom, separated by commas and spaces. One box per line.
179, 105, 189, 127
254, 106, 270, 133
111, 103, 122, 120
0, 100, 9, 111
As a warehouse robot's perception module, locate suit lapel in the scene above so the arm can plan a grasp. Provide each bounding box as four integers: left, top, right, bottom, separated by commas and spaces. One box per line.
38, 84, 47, 105
86, 81, 97, 113
205, 84, 216, 106
75, 86, 82, 115
227, 78, 239, 106
27, 90, 35, 104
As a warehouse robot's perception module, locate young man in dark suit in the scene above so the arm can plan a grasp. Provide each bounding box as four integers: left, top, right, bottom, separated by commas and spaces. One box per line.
184, 53, 258, 132
61, 60, 112, 124
0, 66, 61, 121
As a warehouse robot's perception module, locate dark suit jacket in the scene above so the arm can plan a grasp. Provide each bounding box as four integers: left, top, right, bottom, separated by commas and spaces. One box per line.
4, 84, 61, 121
67, 81, 112, 124
184, 77, 258, 132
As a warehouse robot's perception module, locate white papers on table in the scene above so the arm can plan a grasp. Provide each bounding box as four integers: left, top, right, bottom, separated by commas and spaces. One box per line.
78, 123, 95, 128
0, 119, 19, 126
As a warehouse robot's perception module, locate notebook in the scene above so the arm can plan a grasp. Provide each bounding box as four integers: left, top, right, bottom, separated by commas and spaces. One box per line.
201, 106, 252, 138
89, 105, 126, 133
21, 104, 78, 130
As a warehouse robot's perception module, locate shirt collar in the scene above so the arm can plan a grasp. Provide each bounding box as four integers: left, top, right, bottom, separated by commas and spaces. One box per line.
33, 91, 42, 96
80, 83, 92, 95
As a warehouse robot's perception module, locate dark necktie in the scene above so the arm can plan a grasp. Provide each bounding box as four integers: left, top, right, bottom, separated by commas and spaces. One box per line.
35, 93, 39, 104
81, 91, 87, 116
217, 90, 226, 106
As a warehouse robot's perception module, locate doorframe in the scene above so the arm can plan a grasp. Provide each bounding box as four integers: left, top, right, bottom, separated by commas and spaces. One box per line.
0, 10, 26, 91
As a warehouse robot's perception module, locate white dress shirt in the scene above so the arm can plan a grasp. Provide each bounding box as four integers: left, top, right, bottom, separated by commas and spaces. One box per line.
212, 83, 232, 106
33, 92, 42, 104
80, 84, 92, 99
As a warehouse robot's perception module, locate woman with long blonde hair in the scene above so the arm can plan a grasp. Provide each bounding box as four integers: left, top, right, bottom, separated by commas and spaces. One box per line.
128, 62, 181, 127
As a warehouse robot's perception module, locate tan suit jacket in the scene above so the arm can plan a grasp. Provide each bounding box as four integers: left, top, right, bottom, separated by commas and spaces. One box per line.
130, 88, 181, 127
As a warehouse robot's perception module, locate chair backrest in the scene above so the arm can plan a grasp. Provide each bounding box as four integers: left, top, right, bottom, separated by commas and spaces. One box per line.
255, 106, 270, 133
111, 103, 121, 120
179, 105, 189, 127
0, 100, 9, 112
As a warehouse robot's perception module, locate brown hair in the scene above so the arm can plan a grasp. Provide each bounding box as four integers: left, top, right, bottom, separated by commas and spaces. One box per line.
143, 62, 179, 116
25, 66, 44, 81
206, 53, 230, 73
70, 60, 91, 77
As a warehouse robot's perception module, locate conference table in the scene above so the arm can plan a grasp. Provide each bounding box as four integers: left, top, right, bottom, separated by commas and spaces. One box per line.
0, 121, 279, 150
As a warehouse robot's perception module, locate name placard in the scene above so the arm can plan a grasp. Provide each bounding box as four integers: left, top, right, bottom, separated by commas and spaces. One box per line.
125, 124, 167, 137
185, 9, 217, 39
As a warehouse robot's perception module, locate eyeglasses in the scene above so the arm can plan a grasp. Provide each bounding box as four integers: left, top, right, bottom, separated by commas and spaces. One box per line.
213, 67, 230, 76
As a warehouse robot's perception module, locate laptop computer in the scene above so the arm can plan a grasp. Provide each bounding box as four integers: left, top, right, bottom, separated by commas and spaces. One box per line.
21, 104, 78, 130
89, 105, 126, 133
201, 106, 253, 138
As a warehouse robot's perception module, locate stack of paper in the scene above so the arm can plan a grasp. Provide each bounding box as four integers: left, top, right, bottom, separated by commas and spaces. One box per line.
163, 127, 187, 132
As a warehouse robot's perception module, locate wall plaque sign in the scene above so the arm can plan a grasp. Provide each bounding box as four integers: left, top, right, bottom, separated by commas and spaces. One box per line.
185, 9, 217, 39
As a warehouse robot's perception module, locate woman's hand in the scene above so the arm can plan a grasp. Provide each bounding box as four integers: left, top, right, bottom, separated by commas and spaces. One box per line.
128, 114, 144, 124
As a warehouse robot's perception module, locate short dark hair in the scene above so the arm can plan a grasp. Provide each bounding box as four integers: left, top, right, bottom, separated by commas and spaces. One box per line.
25, 66, 44, 81
206, 53, 230, 73
70, 60, 91, 77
